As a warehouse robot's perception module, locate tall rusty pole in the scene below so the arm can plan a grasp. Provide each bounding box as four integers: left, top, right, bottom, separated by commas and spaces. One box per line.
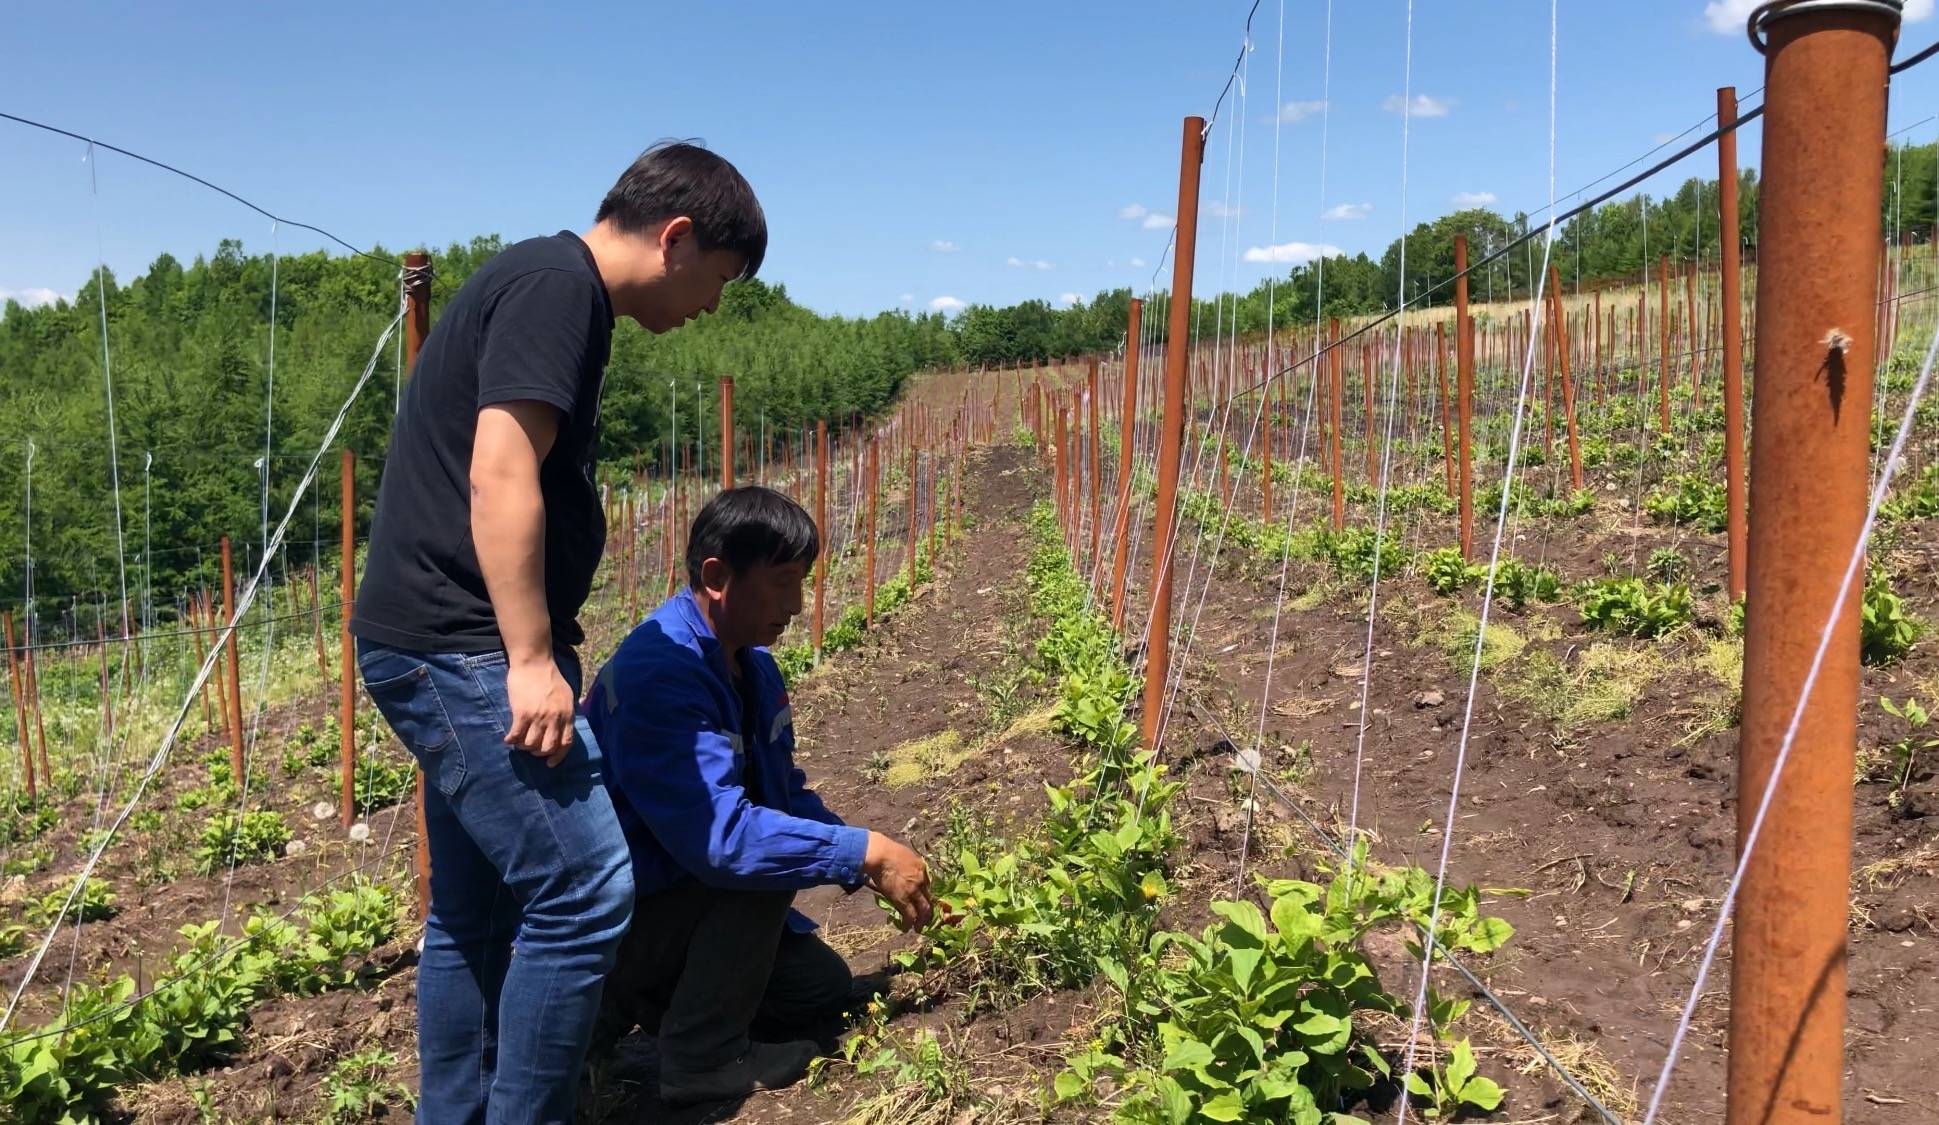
339, 449, 356, 828
1455, 236, 1475, 559
219, 537, 244, 786
1547, 266, 1584, 493
403, 250, 432, 916
1719, 85, 1749, 604
4, 612, 33, 803
1728, 7, 1894, 1125
1658, 255, 1673, 435
719, 376, 735, 491
864, 440, 880, 627
1087, 359, 1102, 574
813, 419, 828, 654
1110, 300, 1143, 631
1140, 117, 1203, 751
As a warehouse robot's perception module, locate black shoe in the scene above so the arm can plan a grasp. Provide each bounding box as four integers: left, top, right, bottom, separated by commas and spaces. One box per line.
658, 1039, 819, 1106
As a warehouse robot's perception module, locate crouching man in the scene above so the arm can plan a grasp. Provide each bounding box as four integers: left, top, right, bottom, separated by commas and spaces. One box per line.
584, 485, 934, 1105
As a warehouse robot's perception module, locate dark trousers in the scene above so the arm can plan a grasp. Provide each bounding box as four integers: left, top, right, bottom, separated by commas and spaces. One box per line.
593, 883, 852, 1069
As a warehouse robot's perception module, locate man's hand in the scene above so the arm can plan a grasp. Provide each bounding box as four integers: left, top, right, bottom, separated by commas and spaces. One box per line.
504, 658, 577, 767
863, 831, 933, 931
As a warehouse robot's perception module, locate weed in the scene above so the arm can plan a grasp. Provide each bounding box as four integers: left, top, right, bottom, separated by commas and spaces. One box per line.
1861, 566, 1923, 665
322, 1048, 414, 1122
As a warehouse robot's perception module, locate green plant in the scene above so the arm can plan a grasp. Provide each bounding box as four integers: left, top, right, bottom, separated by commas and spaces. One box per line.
30, 878, 117, 925
1055, 845, 1512, 1123
0, 924, 25, 959
1486, 559, 1563, 613
1644, 473, 1727, 533
323, 1048, 413, 1122
1419, 547, 1479, 597
1878, 696, 1939, 805
1646, 547, 1690, 584
354, 753, 416, 810
1404, 1038, 1505, 1119
1539, 488, 1597, 519
193, 810, 292, 874
1861, 566, 1923, 665
1576, 577, 1694, 638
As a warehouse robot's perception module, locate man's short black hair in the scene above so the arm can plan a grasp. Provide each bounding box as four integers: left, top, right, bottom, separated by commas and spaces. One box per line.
597, 140, 767, 280
686, 486, 819, 589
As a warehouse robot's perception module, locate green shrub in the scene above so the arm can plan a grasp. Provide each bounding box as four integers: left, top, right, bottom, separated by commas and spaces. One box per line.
1420, 547, 1478, 596
30, 879, 117, 926
1577, 577, 1694, 637
354, 753, 416, 811
1861, 566, 1923, 665
1644, 473, 1727, 533
1647, 547, 1690, 584
193, 810, 291, 874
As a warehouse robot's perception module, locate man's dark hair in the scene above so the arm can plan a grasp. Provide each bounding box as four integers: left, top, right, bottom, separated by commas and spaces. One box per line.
597, 140, 767, 280
686, 486, 819, 589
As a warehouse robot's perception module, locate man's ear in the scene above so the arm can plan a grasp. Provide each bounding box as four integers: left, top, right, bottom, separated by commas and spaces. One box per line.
698, 556, 732, 598
658, 215, 694, 260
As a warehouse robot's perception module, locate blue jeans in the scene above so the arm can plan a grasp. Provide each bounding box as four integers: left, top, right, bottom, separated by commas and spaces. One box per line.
358, 642, 634, 1125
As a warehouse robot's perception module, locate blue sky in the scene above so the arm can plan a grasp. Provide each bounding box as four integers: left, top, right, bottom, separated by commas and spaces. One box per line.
3, 1, 1938, 319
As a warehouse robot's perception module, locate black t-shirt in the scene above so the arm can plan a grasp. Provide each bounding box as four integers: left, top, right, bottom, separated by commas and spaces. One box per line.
352, 231, 614, 654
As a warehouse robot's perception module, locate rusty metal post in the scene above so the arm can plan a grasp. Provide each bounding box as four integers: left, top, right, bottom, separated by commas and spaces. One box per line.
1140, 116, 1203, 751
1658, 255, 1673, 434
1329, 321, 1345, 531
719, 376, 735, 491
1720, 85, 1749, 604
1728, 8, 1894, 1125
865, 440, 880, 626
1087, 360, 1102, 573
1548, 266, 1584, 493
906, 448, 918, 584
814, 419, 828, 654
403, 251, 432, 917
4, 612, 32, 803
1436, 321, 1454, 495
1110, 300, 1144, 630
219, 537, 244, 787
340, 448, 356, 828
1456, 237, 1475, 559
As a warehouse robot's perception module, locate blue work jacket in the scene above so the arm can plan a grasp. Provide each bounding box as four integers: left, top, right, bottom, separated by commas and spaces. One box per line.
584, 589, 868, 920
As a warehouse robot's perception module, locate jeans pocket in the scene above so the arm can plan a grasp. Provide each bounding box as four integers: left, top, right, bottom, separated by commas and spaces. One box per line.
361, 661, 467, 797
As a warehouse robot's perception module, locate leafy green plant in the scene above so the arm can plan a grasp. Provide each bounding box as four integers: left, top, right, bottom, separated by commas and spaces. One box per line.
0, 924, 25, 959
354, 753, 416, 810
1, 798, 59, 846
1576, 577, 1694, 638
30, 878, 117, 925
1647, 547, 1690, 584
323, 1048, 414, 1122
1404, 1038, 1505, 1119
1055, 845, 1513, 1123
1538, 488, 1596, 519
1420, 547, 1479, 597
1861, 566, 1923, 665
1486, 559, 1563, 613
1644, 473, 1727, 533
193, 810, 292, 874
1878, 697, 1939, 807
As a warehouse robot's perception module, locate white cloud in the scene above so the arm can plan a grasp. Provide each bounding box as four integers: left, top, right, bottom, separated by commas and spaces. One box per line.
929, 295, 966, 313
897, 293, 914, 304
1129, 257, 1147, 268
1382, 93, 1452, 118
0, 287, 63, 310
1141, 213, 1173, 231
1057, 292, 1083, 306
1705, 0, 1929, 31
1652, 132, 1678, 145
1118, 203, 1148, 221
1206, 201, 1242, 219
1242, 241, 1343, 265
1322, 202, 1373, 221
1006, 257, 1053, 271
929, 239, 959, 253
1450, 191, 1498, 207
1277, 99, 1327, 124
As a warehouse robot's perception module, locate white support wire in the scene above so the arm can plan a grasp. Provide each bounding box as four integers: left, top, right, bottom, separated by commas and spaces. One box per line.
1394, 6, 1558, 1122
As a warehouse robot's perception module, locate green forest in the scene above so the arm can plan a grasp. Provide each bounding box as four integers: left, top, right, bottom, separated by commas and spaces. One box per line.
2, 141, 1931, 621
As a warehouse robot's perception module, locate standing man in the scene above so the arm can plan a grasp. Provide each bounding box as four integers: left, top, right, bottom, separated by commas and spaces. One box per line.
352, 141, 766, 1125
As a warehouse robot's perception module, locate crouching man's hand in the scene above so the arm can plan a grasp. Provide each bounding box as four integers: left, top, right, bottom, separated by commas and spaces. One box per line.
864, 831, 933, 931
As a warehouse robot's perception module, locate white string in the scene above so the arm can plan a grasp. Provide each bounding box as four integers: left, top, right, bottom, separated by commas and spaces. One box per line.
1395, 4, 1556, 1121
84, 144, 130, 641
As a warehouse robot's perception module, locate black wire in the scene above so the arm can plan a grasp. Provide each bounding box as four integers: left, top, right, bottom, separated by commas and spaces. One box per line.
1201, 0, 1264, 139
1892, 36, 1939, 74
0, 110, 398, 267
